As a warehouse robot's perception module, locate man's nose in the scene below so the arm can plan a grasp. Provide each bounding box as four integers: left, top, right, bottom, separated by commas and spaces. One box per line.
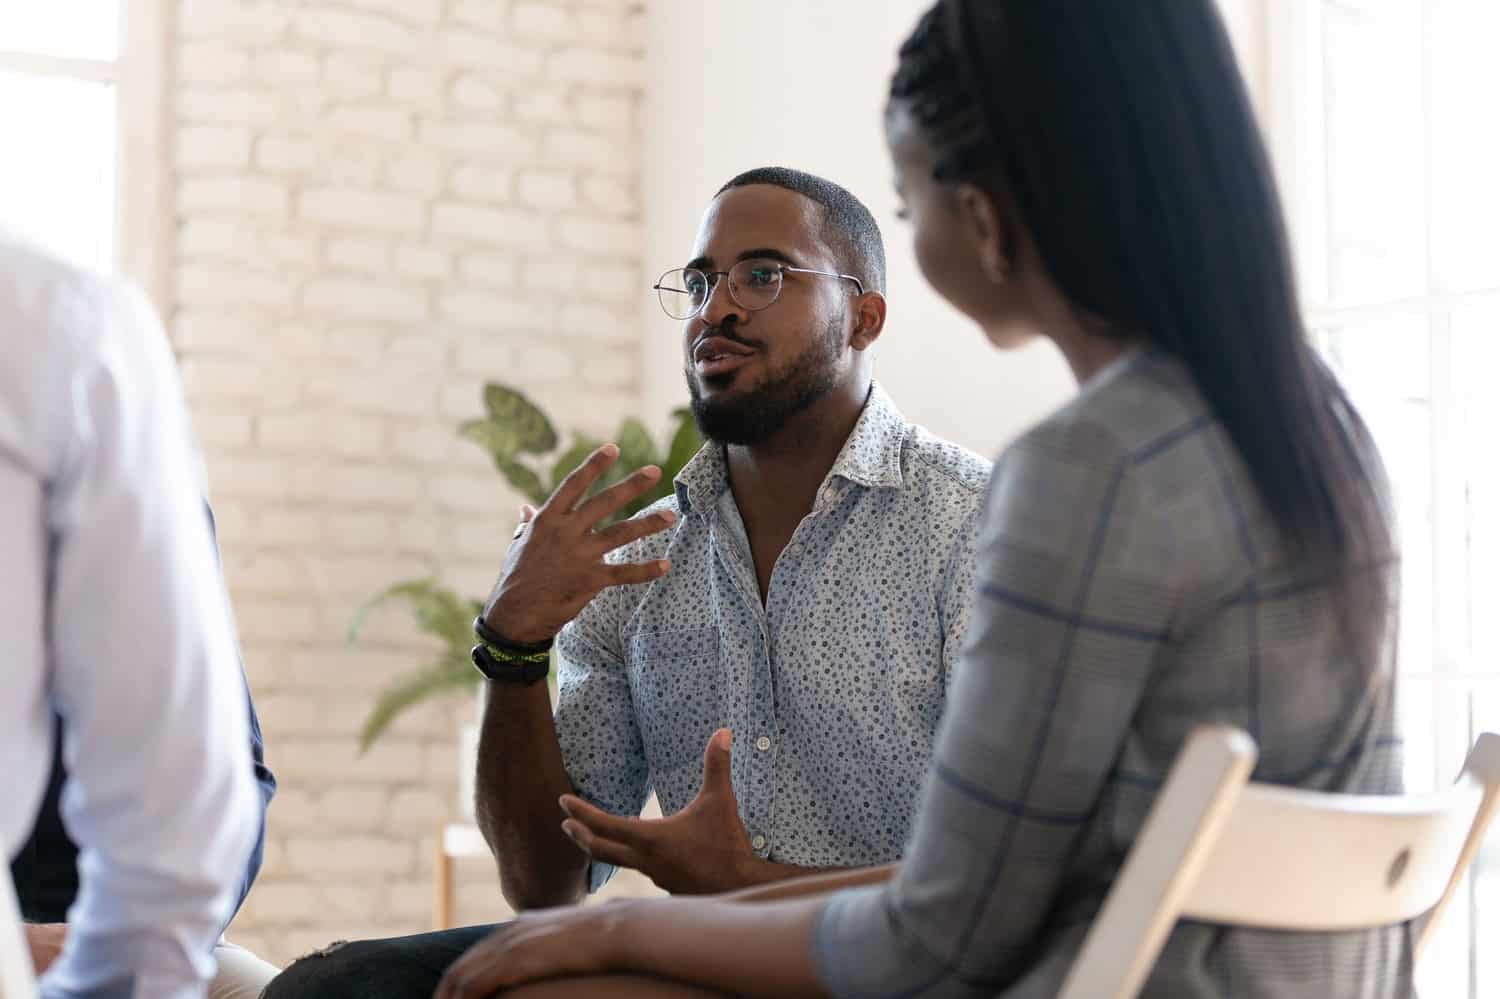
699, 272, 748, 327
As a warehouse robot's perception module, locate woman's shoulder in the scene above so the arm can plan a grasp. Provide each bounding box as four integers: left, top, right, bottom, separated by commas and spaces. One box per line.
1004, 350, 1213, 477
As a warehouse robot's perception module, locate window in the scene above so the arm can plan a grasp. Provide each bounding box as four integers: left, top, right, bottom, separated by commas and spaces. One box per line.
0, 4, 122, 272
0, 1, 167, 302
1266, 2, 1500, 995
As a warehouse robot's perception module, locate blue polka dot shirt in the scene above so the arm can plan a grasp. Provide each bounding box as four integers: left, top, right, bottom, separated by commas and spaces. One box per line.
553, 383, 991, 889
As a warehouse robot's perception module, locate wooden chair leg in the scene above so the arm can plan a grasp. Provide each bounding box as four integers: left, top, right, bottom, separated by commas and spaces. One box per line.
433, 826, 453, 931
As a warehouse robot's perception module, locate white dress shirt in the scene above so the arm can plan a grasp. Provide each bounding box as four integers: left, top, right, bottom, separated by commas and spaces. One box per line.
0, 235, 258, 999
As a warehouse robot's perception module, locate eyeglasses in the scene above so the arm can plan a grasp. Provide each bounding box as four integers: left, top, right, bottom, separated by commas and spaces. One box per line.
653, 258, 865, 321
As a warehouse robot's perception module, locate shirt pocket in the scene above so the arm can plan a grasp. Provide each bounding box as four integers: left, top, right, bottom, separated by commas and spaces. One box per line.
626, 627, 723, 776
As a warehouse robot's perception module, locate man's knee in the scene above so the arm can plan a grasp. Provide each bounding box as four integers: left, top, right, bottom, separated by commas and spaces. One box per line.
261, 939, 372, 999
262, 925, 497, 999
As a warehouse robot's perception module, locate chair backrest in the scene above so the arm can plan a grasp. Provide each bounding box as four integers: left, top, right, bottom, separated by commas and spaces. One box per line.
1059, 725, 1500, 999
0, 864, 39, 999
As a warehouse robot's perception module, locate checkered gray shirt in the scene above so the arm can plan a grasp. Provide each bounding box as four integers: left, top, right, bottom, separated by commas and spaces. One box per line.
815, 350, 1408, 998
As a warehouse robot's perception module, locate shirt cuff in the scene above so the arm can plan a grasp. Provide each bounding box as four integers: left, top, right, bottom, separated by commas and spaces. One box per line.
587, 858, 617, 893
812, 884, 888, 997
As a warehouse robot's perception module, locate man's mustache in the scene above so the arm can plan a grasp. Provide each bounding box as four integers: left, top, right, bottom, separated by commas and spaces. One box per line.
692, 321, 759, 353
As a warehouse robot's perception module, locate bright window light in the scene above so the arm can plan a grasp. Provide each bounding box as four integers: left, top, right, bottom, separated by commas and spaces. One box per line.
0, 70, 117, 272
0, 3, 120, 61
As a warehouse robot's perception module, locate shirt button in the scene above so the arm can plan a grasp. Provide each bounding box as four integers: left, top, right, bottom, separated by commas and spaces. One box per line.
751, 834, 768, 852
787, 543, 803, 556
756, 735, 772, 752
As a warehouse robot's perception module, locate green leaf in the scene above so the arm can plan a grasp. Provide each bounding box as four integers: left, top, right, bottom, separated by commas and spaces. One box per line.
664, 407, 703, 481
482, 384, 558, 454
358, 656, 477, 754
458, 418, 520, 462
614, 418, 658, 475
550, 435, 601, 494
494, 453, 549, 506
349, 579, 481, 654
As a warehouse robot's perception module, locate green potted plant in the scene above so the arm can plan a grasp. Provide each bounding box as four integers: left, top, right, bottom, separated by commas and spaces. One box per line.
351, 384, 702, 754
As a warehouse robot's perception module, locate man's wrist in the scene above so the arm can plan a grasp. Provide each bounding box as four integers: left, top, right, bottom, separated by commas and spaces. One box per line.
728, 853, 778, 891
479, 603, 556, 647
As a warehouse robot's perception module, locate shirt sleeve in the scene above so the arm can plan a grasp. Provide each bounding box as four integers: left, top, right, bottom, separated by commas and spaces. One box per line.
814, 417, 1181, 997
938, 502, 983, 688
37, 278, 260, 999
552, 582, 649, 893
203, 502, 277, 926
233, 682, 276, 926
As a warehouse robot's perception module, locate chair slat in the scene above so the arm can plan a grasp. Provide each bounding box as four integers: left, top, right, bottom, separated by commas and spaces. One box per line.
1061, 727, 1500, 999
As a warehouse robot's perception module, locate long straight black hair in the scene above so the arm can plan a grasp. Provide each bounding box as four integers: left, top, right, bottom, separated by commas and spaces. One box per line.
891, 0, 1394, 642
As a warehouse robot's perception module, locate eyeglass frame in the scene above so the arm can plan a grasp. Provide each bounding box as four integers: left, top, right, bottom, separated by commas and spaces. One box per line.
652, 259, 867, 321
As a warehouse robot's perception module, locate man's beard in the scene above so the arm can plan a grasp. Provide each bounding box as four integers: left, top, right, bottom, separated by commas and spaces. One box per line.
687, 313, 844, 446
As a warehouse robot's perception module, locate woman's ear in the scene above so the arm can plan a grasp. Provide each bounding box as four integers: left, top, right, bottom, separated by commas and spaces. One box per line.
956, 183, 1012, 284
850, 291, 888, 351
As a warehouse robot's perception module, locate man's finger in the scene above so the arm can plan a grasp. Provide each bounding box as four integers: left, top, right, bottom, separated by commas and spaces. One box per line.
547, 444, 619, 513
573, 464, 664, 525
559, 794, 651, 844
592, 509, 677, 553
598, 559, 672, 587
561, 820, 646, 872
435, 931, 515, 999
700, 727, 734, 793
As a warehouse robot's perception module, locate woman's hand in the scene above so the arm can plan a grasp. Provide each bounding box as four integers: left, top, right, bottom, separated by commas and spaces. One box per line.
434, 901, 638, 999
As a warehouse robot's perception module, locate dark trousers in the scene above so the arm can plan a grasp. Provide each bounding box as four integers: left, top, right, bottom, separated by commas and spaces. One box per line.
263, 925, 496, 998
261, 924, 723, 998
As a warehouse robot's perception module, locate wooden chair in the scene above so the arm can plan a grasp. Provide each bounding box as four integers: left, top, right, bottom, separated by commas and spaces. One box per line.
1059, 725, 1500, 999
0, 865, 38, 999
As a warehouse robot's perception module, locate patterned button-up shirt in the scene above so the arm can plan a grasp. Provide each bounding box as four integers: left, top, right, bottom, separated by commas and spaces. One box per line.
554, 384, 991, 888
815, 350, 1406, 998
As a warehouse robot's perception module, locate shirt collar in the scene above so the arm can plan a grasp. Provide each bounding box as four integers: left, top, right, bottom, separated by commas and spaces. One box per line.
674, 382, 908, 515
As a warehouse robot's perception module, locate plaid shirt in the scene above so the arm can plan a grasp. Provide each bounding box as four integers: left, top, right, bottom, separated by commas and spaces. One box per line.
553, 384, 991, 889
815, 350, 1408, 998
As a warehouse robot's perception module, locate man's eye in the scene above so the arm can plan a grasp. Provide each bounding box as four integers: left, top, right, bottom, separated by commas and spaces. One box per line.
746, 268, 776, 286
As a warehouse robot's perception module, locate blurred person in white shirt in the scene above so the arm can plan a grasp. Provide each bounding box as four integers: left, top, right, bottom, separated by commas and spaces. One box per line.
0, 234, 260, 999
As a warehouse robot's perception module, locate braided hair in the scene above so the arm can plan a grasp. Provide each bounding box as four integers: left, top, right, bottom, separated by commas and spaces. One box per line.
889, 0, 1395, 657
888, 5, 993, 184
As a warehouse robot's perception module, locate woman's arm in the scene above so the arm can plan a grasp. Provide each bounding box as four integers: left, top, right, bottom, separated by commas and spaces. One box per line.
435, 895, 832, 999
722, 863, 897, 904
626, 896, 830, 997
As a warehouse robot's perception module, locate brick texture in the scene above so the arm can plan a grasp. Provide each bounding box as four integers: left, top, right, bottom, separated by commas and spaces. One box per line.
171, 0, 648, 963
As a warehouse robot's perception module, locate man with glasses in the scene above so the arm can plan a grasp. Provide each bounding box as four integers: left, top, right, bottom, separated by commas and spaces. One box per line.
264, 167, 990, 999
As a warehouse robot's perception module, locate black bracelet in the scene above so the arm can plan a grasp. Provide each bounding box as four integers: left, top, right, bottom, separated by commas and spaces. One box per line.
473, 615, 554, 654
471, 643, 550, 684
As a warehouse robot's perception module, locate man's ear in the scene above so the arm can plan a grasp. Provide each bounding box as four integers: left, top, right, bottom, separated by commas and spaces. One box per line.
849, 291, 887, 351
956, 182, 1012, 284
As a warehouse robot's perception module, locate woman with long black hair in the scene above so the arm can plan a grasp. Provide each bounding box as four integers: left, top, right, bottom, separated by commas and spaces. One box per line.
434, 2, 1406, 996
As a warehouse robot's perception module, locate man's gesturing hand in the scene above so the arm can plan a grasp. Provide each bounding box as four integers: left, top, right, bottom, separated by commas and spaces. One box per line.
558, 729, 762, 895
482, 444, 676, 645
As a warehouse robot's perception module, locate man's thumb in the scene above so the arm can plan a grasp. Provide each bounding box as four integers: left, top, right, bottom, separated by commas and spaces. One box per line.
701, 728, 733, 790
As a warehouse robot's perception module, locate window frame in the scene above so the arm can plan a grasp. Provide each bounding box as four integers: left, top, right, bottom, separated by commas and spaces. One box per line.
117, 0, 173, 314
1252, 2, 1500, 996
0, 0, 172, 311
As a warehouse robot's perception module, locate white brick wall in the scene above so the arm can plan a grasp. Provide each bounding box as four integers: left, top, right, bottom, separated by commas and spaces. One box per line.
171, 0, 648, 964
